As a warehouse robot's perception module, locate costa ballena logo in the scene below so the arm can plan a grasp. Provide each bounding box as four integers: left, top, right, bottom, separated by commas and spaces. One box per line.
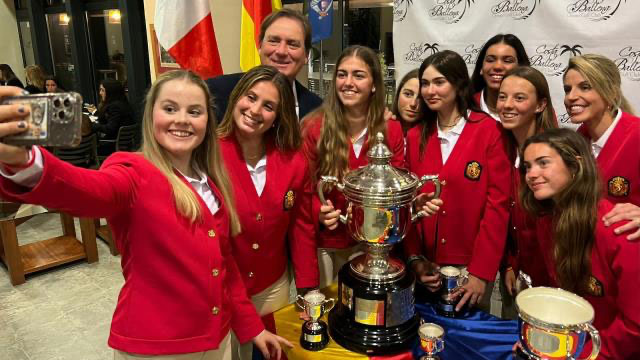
394, 0, 414, 22
530, 44, 583, 76
404, 42, 440, 64
462, 43, 483, 66
490, 0, 540, 20
565, 0, 626, 21
428, 0, 476, 24
614, 46, 640, 81
557, 112, 572, 124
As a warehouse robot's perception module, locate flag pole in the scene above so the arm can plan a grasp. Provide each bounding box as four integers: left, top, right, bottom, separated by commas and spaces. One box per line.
319, 40, 324, 98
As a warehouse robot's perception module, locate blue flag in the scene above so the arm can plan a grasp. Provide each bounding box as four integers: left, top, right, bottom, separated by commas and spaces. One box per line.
309, 0, 333, 43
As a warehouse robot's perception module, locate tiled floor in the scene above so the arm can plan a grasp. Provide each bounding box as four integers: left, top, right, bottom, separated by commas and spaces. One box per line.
0, 213, 122, 360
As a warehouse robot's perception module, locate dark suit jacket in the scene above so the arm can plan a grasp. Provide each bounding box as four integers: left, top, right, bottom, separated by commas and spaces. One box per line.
206, 72, 322, 122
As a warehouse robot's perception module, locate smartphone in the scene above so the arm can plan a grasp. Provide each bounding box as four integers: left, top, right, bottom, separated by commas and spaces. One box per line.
2, 92, 83, 147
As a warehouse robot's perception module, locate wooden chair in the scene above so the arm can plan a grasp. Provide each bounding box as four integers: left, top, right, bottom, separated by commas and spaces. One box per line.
0, 201, 98, 286
53, 133, 98, 169
97, 123, 141, 164
94, 124, 140, 255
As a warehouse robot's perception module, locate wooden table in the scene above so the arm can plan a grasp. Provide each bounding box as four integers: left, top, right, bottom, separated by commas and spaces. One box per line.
0, 202, 98, 286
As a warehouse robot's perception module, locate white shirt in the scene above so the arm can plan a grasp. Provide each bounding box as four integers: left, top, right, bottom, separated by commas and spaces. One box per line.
246, 155, 267, 196
1, 147, 221, 215
591, 110, 622, 159
351, 128, 368, 158
438, 117, 467, 164
175, 168, 220, 215
479, 89, 500, 122
292, 81, 299, 119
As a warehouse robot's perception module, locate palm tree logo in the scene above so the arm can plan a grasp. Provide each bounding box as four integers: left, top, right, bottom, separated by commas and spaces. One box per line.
560, 45, 583, 57
557, 44, 583, 75
423, 43, 440, 56
393, 0, 413, 22
449, 0, 475, 24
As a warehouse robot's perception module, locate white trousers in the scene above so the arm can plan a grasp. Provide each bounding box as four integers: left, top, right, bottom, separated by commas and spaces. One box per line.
317, 245, 363, 289
113, 332, 232, 360
230, 269, 291, 360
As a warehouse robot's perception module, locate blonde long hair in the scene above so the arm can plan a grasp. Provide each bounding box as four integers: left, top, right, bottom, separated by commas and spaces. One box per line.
25, 65, 45, 90
141, 70, 241, 235
216, 65, 301, 151
564, 54, 636, 116
309, 45, 387, 181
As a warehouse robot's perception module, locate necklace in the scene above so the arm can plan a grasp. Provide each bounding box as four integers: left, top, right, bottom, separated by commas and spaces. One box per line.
243, 144, 265, 161
438, 114, 462, 129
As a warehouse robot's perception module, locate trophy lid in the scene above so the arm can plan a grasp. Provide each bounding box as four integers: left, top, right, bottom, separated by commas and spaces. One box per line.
342, 132, 419, 206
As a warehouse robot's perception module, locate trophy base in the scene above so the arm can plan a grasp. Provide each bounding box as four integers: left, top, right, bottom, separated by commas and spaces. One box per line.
513, 343, 532, 359
329, 262, 419, 355
300, 320, 329, 351
420, 356, 440, 360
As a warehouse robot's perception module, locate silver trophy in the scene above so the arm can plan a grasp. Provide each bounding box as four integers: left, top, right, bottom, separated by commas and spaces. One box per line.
319, 132, 441, 354
296, 291, 335, 351
418, 322, 445, 360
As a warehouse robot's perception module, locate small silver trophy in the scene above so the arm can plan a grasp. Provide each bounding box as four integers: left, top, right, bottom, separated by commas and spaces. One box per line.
296, 291, 335, 351
418, 322, 445, 359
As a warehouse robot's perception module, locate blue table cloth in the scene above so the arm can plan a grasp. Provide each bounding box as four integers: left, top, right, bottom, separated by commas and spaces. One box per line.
412, 302, 519, 360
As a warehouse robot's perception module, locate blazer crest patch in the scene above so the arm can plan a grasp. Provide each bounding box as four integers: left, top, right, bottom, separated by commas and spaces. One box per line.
464, 161, 482, 181
283, 190, 295, 210
586, 275, 604, 297
608, 176, 630, 197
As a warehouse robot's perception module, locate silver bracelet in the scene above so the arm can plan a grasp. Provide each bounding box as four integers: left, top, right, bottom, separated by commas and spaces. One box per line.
406, 254, 427, 267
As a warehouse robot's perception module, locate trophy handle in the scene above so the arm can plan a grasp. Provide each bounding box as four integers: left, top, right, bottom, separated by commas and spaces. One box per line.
516, 270, 533, 294
323, 298, 335, 313
317, 176, 348, 224
411, 175, 442, 223
578, 323, 601, 360
295, 295, 306, 310
417, 175, 441, 199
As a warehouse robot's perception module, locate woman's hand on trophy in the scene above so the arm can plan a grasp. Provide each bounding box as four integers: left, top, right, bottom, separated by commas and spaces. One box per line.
504, 267, 516, 296
253, 329, 294, 360
414, 192, 443, 216
319, 199, 341, 230
411, 259, 441, 292
602, 202, 640, 240
0, 86, 31, 166
455, 274, 486, 311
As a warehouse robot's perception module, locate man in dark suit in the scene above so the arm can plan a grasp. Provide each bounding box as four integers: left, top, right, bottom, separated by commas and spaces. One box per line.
206, 9, 322, 122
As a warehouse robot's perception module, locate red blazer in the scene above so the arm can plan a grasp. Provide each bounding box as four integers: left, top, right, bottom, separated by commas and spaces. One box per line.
219, 135, 318, 295
535, 201, 640, 360
302, 113, 405, 249
578, 111, 640, 206
507, 168, 551, 286
0, 150, 263, 355
404, 112, 512, 281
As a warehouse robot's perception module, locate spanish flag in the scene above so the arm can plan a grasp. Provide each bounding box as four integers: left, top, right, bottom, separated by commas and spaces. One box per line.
240, 0, 282, 71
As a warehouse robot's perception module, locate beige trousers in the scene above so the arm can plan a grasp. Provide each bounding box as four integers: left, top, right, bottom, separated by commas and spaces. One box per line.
113, 332, 232, 360
317, 245, 364, 289
230, 269, 291, 360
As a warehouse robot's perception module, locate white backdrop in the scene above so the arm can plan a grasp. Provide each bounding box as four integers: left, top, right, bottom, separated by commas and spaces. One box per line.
393, 0, 640, 128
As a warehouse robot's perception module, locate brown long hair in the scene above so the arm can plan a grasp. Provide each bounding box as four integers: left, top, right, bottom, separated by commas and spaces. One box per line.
501, 66, 557, 157
417, 50, 481, 154
520, 128, 600, 293
564, 54, 635, 116
141, 70, 241, 235
216, 65, 300, 151
308, 45, 387, 181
